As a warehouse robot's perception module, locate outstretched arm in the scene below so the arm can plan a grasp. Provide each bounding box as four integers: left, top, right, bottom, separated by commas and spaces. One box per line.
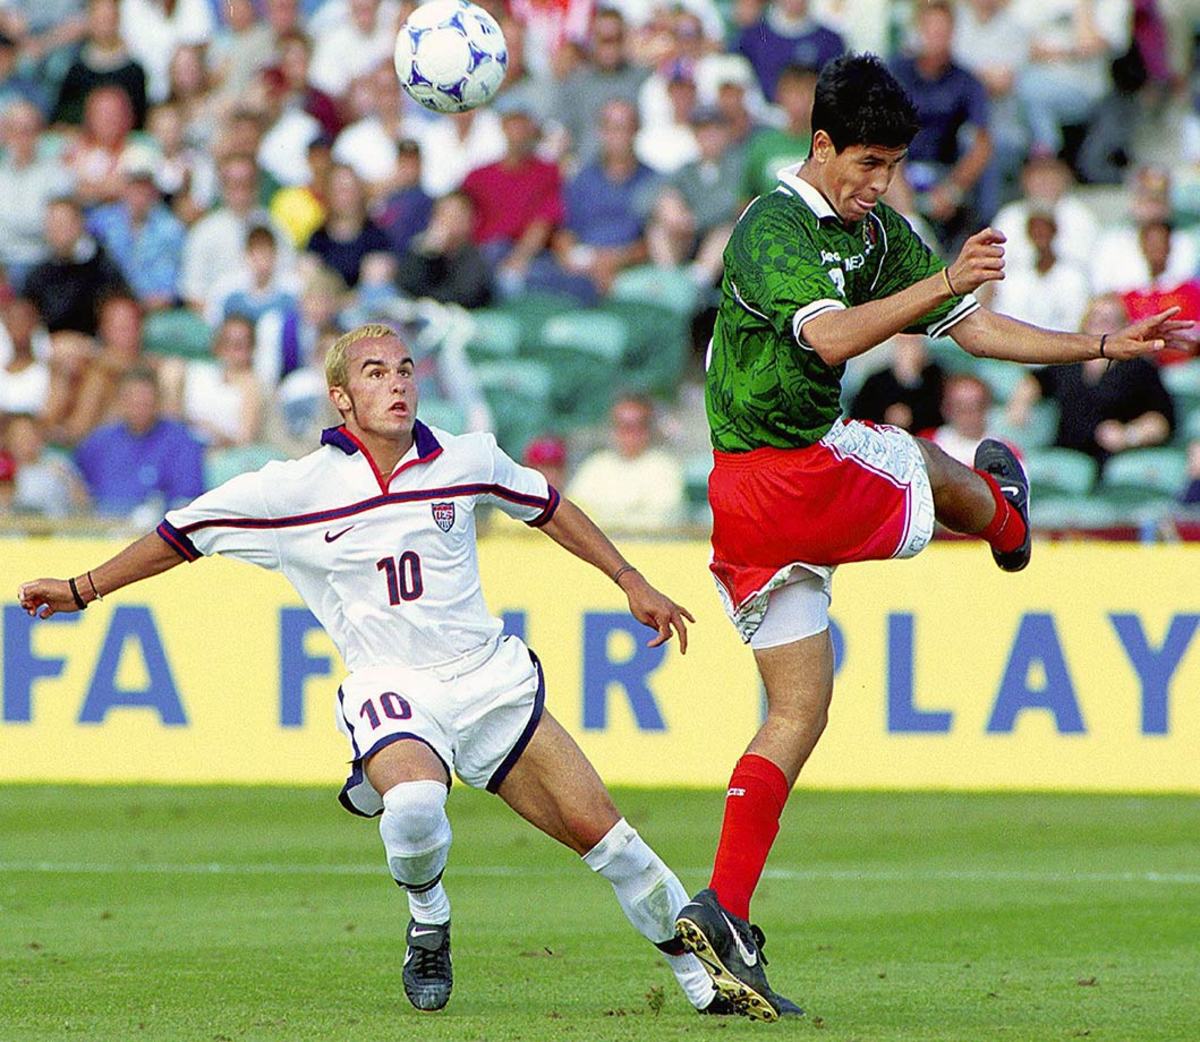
17, 532, 184, 619
537, 496, 695, 652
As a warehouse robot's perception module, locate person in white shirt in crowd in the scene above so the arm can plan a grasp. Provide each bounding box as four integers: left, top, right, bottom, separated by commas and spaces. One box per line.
568, 393, 686, 531
1090, 165, 1199, 295
989, 209, 1092, 332
928, 373, 999, 467
992, 154, 1100, 277
0, 297, 50, 416
308, 0, 401, 101
0, 101, 74, 291
414, 107, 507, 199
208, 0, 276, 106
145, 100, 217, 225
16, 323, 729, 1020
119, 0, 214, 104
205, 223, 302, 329
3, 412, 89, 517
161, 314, 264, 449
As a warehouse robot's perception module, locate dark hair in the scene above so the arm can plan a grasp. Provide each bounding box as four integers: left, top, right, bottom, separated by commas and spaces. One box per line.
810, 53, 919, 153
245, 224, 276, 250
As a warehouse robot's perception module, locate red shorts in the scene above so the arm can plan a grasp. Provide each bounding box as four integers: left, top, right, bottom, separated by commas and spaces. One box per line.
709, 419, 935, 640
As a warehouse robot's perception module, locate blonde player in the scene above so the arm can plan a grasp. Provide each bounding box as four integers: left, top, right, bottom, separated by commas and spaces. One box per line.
18, 324, 733, 1016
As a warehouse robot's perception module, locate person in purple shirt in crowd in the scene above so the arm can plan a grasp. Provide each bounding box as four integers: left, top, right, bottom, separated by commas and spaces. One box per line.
889, 1, 992, 251
736, 0, 844, 102
74, 366, 205, 518
373, 138, 434, 257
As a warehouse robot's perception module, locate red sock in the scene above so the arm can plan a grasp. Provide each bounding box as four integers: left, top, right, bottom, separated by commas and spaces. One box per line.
975, 470, 1027, 554
709, 754, 790, 920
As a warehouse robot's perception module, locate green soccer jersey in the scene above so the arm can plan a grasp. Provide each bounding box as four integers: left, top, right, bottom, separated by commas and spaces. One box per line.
706, 167, 978, 452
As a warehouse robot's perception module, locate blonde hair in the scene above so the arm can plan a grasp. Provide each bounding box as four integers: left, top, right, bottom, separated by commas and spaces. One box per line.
324, 323, 400, 390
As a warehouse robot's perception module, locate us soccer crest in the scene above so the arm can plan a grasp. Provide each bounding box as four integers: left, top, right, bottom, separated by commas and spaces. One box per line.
431, 502, 455, 532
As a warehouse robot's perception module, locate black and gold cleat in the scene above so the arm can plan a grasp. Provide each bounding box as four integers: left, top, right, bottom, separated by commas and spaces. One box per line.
402, 919, 452, 1012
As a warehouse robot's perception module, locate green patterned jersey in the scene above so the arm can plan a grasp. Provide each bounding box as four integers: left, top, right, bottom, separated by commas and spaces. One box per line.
706, 168, 979, 452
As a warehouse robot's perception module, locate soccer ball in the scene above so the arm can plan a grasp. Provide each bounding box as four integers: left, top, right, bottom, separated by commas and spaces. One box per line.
394, 0, 508, 114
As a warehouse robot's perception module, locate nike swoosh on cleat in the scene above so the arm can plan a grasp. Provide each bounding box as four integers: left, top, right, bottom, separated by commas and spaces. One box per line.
324, 526, 355, 542
1000, 485, 1020, 496
720, 913, 758, 967
410, 927, 443, 939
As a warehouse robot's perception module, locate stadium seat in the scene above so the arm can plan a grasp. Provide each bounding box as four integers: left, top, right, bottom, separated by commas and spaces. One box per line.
988, 401, 1059, 452
204, 443, 285, 490
418, 397, 467, 434
1160, 360, 1200, 410
925, 336, 982, 376
1023, 447, 1098, 497
1030, 494, 1126, 531
1100, 447, 1189, 501
1181, 408, 1200, 444
972, 357, 1030, 403
610, 265, 701, 318
527, 310, 629, 422
473, 358, 554, 457
465, 309, 522, 361
498, 291, 578, 345
598, 298, 690, 396
143, 308, 213, 360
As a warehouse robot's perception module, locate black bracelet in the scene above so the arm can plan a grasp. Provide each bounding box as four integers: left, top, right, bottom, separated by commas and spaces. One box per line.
612, 564, 638, 586
68, 577, 87, 611
87, 570, 102, 601
1099, 334, 1108, 359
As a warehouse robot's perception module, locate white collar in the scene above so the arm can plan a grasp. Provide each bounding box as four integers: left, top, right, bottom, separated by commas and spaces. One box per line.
777, 162, 837, 221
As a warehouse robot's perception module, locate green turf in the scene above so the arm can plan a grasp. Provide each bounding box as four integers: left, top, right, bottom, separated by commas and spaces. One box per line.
1, 786, 1197, 1042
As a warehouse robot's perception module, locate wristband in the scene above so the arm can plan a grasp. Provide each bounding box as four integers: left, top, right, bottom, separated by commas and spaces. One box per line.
941, 267, 957, 297
612, 564, 638, 586
1099, 334, 1108, 359
68, 577, 87, 611
87, 570, 103, 601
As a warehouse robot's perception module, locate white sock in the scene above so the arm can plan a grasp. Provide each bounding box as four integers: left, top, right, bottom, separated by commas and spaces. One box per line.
583, 818, 716, 1010
379, 780, 453, 925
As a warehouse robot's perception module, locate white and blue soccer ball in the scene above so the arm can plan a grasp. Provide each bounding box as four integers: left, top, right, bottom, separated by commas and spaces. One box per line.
394, 0, 508, 114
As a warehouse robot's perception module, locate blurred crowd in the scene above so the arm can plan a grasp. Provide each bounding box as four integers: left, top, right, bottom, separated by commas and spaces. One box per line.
2, 0, 1200, 533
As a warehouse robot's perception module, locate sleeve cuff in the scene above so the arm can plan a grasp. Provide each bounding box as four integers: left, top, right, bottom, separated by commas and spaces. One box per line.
525, 485, 561, 528
156, 520, 201, 562
792, 298, 847, 350
928, 293, 980, 339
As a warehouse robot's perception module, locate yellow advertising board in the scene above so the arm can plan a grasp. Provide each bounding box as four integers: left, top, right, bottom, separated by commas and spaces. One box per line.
2, 537, 1198, 791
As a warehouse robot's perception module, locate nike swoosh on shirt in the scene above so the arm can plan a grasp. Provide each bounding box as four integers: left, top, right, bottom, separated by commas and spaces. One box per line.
324, 526, 355, 543
720, 912, 758, 967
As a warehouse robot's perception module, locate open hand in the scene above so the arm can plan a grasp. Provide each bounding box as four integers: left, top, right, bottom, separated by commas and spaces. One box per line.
1103, 307, 1195, 361
620, 572, 695, 654
946, 227, 1007, 296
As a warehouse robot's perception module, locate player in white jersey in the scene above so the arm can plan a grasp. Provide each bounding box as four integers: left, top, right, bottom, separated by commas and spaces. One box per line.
17, 324, 737, 1017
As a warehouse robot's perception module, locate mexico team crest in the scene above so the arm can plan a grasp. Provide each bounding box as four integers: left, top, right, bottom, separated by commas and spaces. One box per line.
431, 502, 455, 532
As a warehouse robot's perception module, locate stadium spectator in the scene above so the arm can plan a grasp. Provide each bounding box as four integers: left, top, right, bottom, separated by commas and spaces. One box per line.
736, 0, 844, 101
462, 96, 564, 297
162, 315, 264, 448
551, 98, 658, 302
636, 61, 702, 175
254, 66, 323, 190
268, 29, 342, 139
51, 0, 147, 127
333, 62, 427, 199
308, 0, 399, 100
890, 1, 992, 248
991, 154, 1100, 276
522, 433, 568, 491
989, 209, 1091, 332
1014, 0, 1132, 167
206, 223, 301, 327
705, 53, 760, 147
179, 152, 294, 313
1179, 439, 1200, 507
74, 364, 205, 518
305, 164, 392, 288
119, 0, 215, 105
208, 0, 277, 108
927, 372, 997, 466
741, 63, 815, 201
0, 0, 87, 66
46, 292, 144, 445
63, 84, 144, 208
1121, 220, 1200, 363
0, 101, 74, 291
86, 155, 186, 311
165, 42, 223, 151
417, 107, 507, 199
373, 138, 435, 257
0, 29, 46, 116
253, 262, 344, 388
0, 297, 49, 416
24, 196, 127, 336
637, 9, 714, 134
261, 329, 342, 458
1006, 293, 1176, 466
270, 135, 333, 248
397, 191, 492, 309
145, 100, 217, 224
0, 449, 12, 510
553, 8, 648, 168
508, 0, 592, 82
850, 334, 945, 434
568, 394, 685, 530
3, 413, 89, 517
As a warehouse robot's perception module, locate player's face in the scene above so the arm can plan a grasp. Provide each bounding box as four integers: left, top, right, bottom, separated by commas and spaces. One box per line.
813, 134, 907, 224
339, 337, 418, 441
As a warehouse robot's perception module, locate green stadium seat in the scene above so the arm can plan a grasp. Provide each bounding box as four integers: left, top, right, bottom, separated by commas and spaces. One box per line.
1100, 447, 1189, 500
498, 291, 578, 345
1030, 494, 1126, 531
683, 453, 712, 508
143, 308, 213, 360
474, 358, 554, 458
1182, 408, 1200, 444
925, 337, 982, 376
418, 397, 467, 435
528, 310, 629, 422
988, 401, 1059, 451
610, 265, 701, 318
972, 358, 1030, 403
1023, 447, 1098, 497
1160, 360, 1200, 406
465, 309, 522, 361
204, 443, 285, 490
598, 298, 690, 397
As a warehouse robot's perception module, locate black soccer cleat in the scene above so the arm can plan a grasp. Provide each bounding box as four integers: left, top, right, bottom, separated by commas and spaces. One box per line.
402, 919, 452, 1012
675, 888, 789, 1022
974, 437, 1032, 573
697, 991, 740, 1015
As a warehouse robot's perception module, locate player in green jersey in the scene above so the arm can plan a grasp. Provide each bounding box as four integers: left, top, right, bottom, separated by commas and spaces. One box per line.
674, 53, 1192, 1022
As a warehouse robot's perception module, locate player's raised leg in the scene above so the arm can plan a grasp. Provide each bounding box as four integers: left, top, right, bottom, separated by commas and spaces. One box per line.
494, 710, 724, 1014
366, 740, 455, 1012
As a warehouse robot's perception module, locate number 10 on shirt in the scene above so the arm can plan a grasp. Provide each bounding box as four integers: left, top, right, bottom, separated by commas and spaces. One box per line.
377, 552, 424, 605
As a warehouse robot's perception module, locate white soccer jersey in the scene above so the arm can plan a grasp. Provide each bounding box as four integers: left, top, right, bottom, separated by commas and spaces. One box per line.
159, 421, 560, 671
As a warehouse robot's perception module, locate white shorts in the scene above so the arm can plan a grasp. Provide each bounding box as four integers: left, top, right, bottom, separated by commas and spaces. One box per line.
748, 570, 831, 650
335, 635, 545, 817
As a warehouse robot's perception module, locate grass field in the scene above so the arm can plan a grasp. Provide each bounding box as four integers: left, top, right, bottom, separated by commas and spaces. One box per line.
2, 786, 1198, 1042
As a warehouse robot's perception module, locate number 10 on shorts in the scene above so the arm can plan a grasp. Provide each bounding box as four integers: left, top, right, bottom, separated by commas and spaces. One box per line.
360, 691, 414, 730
